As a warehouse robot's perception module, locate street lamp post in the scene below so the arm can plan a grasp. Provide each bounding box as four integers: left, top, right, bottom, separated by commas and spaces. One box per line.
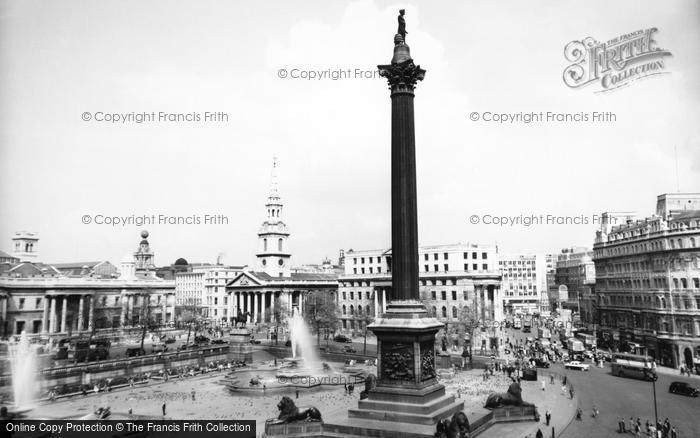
652, 376, 659, 429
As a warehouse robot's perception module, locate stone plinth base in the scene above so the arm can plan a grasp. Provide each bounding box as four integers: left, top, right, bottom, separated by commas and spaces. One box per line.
229, 328, 251, 344
348, 300, 464, 426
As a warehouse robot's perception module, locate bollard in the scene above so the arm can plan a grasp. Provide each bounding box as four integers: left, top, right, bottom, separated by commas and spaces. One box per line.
551, 426, 555, 438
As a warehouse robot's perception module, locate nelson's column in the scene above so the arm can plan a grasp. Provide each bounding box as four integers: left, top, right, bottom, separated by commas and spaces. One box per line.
349, 10, 465, 425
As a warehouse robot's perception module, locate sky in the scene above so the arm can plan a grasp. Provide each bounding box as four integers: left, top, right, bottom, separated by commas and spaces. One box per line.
0, 0, 699, 267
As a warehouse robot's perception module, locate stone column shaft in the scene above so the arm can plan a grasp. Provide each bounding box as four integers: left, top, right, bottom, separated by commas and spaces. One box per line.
247, 293, 252, 323
60, 296, 68, 333
270, 293, 275, 322
42, 296, 49, 334
77, 295, 84, 332
49, 296, 56, 333
253, 292, 258, 323
88, 296, 94, 331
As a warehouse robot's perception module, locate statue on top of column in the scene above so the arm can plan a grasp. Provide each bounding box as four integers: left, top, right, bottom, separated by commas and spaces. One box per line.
397, 9, 407, 42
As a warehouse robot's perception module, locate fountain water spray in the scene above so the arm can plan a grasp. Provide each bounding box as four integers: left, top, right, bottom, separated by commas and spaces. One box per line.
9, 331, 39, 409
289, 307, 319, 367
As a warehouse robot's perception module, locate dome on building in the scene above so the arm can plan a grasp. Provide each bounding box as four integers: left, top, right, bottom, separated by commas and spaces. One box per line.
141, 230, 149, 239
174, 258, 188, 266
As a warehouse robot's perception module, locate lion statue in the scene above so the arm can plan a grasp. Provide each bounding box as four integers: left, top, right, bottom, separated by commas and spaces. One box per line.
483, 381, 534, 409
434, 411, 470, 438
268, 396, 322, 424
360, 374, 377, 400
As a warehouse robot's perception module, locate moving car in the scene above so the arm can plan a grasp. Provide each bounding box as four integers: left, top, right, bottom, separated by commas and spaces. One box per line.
334, 334, 352, 343
669, 381, 699, 397
152, 343, 168, 353
533, 358, 550, 368
564, 361, 590, 371
342, 345, 357, 353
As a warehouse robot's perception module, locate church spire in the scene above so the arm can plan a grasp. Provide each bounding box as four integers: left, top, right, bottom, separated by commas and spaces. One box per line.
266, 156, 283, 223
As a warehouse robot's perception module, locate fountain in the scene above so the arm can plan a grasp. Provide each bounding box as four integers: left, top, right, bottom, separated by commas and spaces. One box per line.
289, 308, 319, 366
9, 331, 39, 410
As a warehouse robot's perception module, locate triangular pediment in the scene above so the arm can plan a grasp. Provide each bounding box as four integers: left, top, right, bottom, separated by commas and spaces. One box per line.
227, 271, 263, 287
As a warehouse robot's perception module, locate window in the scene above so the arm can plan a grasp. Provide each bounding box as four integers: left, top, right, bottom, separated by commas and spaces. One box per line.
425, 265, 429, 272
472, 252, 477, 259
350, 291, 354, 300
482, 252, 487, 259
464, 264, 469, 271
443, 253, 448, 260
35, 298, 42, 309
441, 291, 447, 300
263, 238, 268, 252
424, 254, 429, 261
452, 307, 458, 318
473, 264, 478, 271
482, 264, 488, 270
434, 264, 439, 272
441, 306, 447, 318
444, 264, 449, 271
18, 298, 25, 310
463, 252, 468, 259
431, 291, 437, 300
342, 292, 346, 300
452, 291, 457, 300
342, 305, 346, 315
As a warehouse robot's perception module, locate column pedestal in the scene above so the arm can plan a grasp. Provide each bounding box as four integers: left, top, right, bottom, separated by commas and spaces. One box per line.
349, 301, 464, 425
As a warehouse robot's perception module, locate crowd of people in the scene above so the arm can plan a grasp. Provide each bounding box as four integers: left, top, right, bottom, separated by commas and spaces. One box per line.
617, 416, 679, 438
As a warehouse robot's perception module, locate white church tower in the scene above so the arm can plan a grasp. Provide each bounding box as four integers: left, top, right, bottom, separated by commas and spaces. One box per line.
256, 157, 291, 277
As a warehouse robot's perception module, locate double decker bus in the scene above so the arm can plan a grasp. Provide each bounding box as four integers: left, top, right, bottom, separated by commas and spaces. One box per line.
574, 332, 597, 350
611, 353, 657, 381
513, 318, 522, 330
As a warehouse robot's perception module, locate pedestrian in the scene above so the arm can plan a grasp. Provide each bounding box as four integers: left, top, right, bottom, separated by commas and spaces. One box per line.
191, 389, 195, 401
621, 417, 627, 433
545, 410, 551, 426
629, 417, 635, 433
550, 374, 554, 385
295, 389, 299, 399
591, 405, 598, 418
536, 428, 543, 438
569, 386, 574, 399
563, 375, 567, 385
162, 402, 166, 416
576, 408, 582, 421
670, 426, 677, 438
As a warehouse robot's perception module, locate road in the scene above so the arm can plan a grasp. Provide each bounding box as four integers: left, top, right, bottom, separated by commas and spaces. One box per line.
502, 326, 700, 437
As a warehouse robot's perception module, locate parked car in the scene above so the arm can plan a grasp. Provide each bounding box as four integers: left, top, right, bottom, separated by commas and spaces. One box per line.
163, 336, 177, 344
564, 361, 590, 371
669, 381, 699, 397
583, 350, 594, 359
342, 345, 356, 353
334, 334, 352, 343
250, 339, 261, 345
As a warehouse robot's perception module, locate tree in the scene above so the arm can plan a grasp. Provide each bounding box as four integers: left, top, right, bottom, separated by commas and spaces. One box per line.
304, 291, 339, 347
271, 297, 290, 345
137, 293, 162, 353
88, 307, 115, 343
457, 302, 481, 366
357, 312, 375, 355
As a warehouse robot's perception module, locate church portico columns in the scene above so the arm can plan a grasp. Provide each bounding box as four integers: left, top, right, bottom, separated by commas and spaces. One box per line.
49, 295, 57, 333
261, 292, 267, 323
42, 295, 49, 334
60, 296, 68, 333
247, 292, 252, 323
88, 295, 94, 332
77, 294, 85, 332
253, 292, 259, 324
